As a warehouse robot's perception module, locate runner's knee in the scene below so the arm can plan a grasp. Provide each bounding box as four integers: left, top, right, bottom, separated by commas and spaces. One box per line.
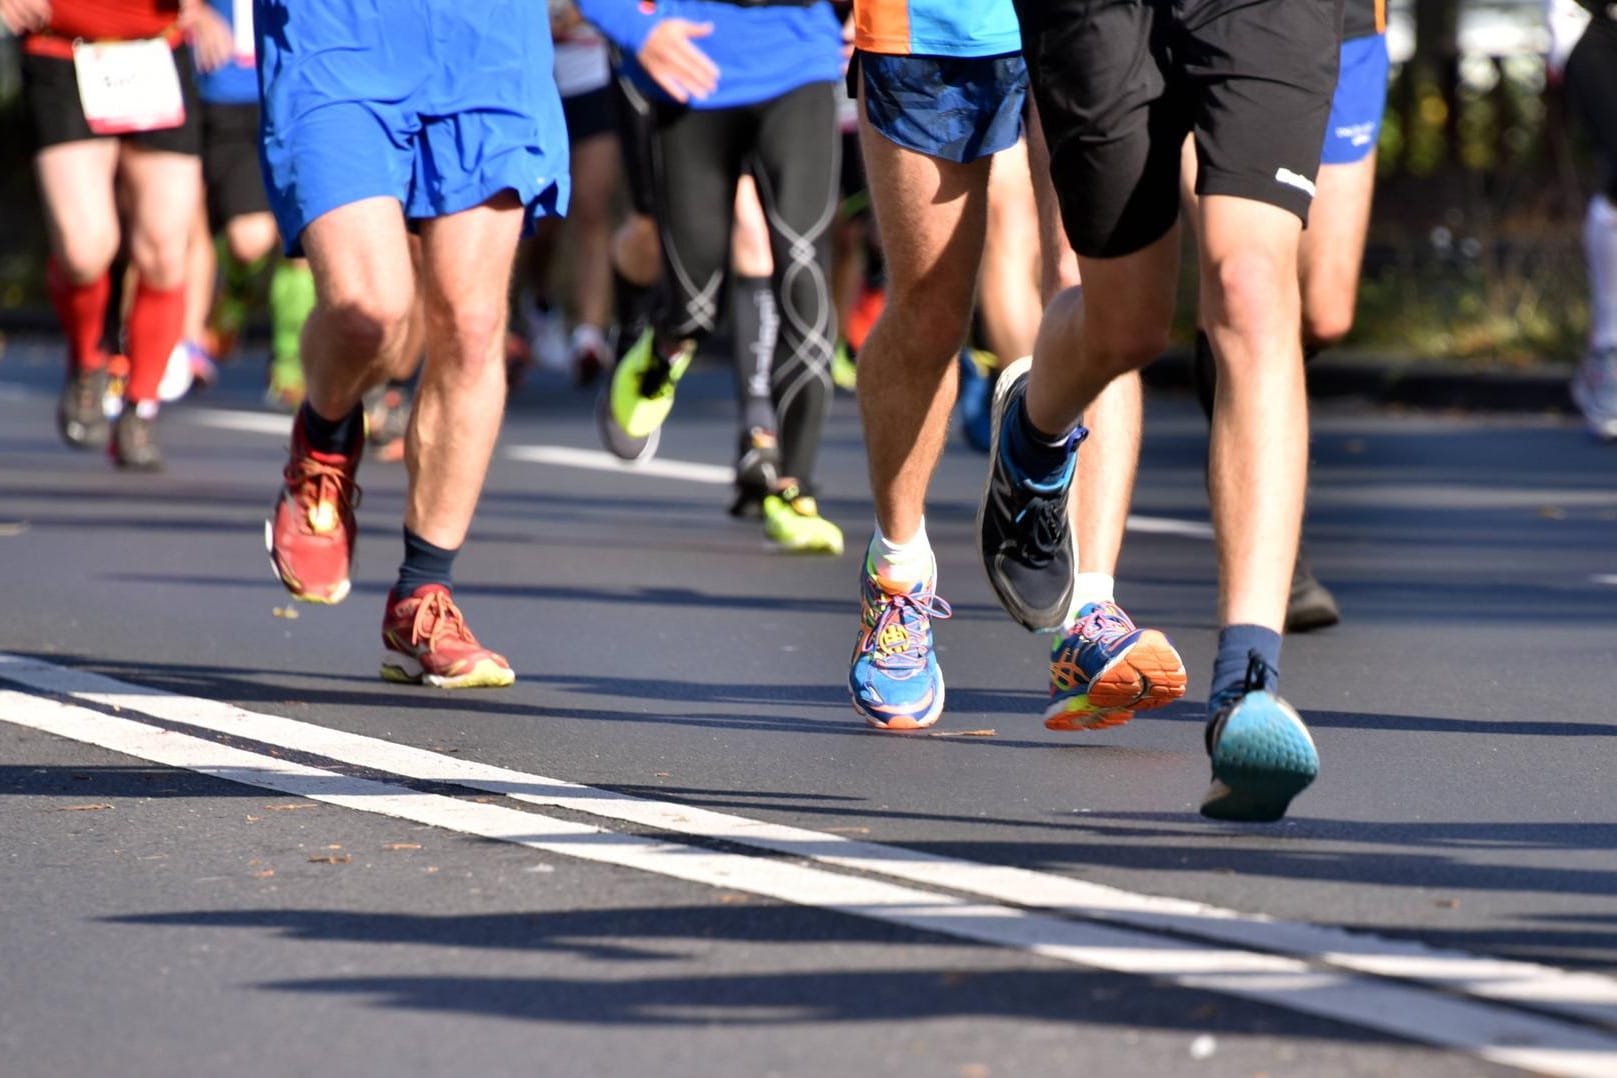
1301, 302, 1354, 350
1208, 247, 1295, 341
320, 287, 414, 358
128, 228, 189, 291
430, 296, 508, 373
225, 214, 279, 265
53, 230, 120, 283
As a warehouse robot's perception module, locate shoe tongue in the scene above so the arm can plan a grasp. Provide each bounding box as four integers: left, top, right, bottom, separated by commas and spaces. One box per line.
305, 446, 358, 468
410, 583, 452, 600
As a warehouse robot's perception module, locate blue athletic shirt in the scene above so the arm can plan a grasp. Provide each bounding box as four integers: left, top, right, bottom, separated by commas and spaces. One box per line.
578, 0, 843, 109
196, 0, 259, 105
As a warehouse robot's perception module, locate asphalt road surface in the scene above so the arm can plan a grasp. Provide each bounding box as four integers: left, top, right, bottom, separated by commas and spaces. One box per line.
2, 336, 1615, 1078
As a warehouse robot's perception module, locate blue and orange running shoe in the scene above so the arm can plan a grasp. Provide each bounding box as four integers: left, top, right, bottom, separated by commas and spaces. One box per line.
849, 559, 953, 730
1046, 601, 1187, 731
956, 347, 995, 453
1201, 651, 1319, 822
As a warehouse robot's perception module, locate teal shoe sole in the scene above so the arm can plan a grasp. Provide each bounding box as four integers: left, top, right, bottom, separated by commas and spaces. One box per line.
1200, 693, 1319, 822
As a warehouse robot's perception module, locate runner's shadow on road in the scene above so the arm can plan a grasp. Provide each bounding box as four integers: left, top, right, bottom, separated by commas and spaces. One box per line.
100, 905, 1442, 1049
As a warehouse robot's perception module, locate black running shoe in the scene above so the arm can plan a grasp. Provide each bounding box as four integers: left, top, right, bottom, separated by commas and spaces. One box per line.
729, 427, 779, 518
975, 356, 1081, 631
1285, 543, 1340, 633
58, 366, 111, 451
111, 411, 163, 471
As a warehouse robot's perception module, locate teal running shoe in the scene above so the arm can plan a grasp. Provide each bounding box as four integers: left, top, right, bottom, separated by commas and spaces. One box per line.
1200, 652, 1319, 822
849, 558, 952, 730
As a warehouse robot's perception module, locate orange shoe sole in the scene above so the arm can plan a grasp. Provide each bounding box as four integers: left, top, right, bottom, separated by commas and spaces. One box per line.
1044, 629, 1187, 732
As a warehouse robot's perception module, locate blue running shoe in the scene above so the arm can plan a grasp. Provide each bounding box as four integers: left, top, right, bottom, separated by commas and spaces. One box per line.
957, 348, 994, 453
1046, 601, 1187, 731
1200, 652, 1320, 822
849, 558, 953, 730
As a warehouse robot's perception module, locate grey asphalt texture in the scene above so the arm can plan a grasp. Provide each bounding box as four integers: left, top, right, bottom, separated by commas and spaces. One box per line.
0, 335, 1612, 1077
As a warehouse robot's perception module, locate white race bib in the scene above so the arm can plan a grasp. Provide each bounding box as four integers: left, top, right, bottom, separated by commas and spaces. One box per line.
232, 0, 256, 65
73, 37, 186, 136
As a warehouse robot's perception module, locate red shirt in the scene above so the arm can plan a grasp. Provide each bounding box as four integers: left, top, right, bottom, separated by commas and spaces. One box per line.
43, 0, 180, 42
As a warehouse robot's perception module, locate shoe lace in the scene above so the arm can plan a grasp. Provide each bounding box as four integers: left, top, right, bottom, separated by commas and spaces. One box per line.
1015, 493, 1069, 569
409, 591, 475, 652
1209, 649, 1280, 724
73, 368, 106, 415
863, 588, 953, 673
1072, 601, 1133, 647
285, 454, 361, 533
1240, 650, 1277, 694
638, 355, 675, 399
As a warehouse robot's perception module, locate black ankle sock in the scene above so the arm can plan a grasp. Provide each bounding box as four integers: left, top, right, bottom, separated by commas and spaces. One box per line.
1005, 396, 1075, 486
394, 527, 458, 596
300, 401, 362, 454
1210, 624, 1282, 708
612, 269, 655, 354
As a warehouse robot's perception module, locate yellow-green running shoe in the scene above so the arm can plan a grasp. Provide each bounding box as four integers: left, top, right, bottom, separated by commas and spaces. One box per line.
763, 485, 844, 555
607, 329, 693, 444
830, 339, 858, 393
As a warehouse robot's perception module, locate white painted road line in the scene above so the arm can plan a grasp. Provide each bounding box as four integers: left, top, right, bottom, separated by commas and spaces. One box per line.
189, 408, 294, 436
506, 443, 734, 485
3, 655, 1617, 1042
3, 684, 1617, 1076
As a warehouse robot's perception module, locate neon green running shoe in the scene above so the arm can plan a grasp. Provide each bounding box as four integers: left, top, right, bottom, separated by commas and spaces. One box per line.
763, 485, 844, 555
606, 329, 694, 444
266, 358, 306, 412
830, 339, 858, 393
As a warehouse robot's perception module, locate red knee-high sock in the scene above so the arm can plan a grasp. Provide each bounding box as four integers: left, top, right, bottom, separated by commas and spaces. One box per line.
46, 259, 111, 372
125, 281, 186, 405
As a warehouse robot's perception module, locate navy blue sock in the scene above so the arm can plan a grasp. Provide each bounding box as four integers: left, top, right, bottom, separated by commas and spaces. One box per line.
300, 401, 362, 455
394, 527, 458, 596
1004, 395, 1080, 487
1210, 625, 1283, 709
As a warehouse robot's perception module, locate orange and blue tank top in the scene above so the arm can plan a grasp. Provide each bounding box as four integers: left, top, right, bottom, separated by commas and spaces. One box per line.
853, 0, 1022, 58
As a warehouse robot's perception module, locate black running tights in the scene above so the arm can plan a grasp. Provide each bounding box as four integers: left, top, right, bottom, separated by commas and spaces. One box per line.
651, 81, 840, 489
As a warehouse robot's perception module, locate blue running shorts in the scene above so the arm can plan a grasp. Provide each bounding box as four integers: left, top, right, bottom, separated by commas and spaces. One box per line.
1320, 33, 1390, 166
858, 51, 1026, 165
255, 0, 570, 255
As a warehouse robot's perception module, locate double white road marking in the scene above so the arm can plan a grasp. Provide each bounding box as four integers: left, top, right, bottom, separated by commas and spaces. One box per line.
3, 652, 1617, 1076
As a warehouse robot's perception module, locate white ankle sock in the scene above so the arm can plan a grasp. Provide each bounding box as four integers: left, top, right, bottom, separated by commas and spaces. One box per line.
869, 519, 933, 587
1586, 195, 1617, 350
1064, 572, 1115, 625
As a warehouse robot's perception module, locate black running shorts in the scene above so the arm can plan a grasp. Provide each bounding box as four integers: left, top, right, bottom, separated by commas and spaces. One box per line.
202, 101, 271, 224
1014, 0, 1342, 259
1566, 22, 1617, 205
22, 46, 202, 156
563, 84, 617, 145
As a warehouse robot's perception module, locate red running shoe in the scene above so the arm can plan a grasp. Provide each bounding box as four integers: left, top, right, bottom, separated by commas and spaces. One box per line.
266, 411, 362, 603
380, 584, 515, 688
